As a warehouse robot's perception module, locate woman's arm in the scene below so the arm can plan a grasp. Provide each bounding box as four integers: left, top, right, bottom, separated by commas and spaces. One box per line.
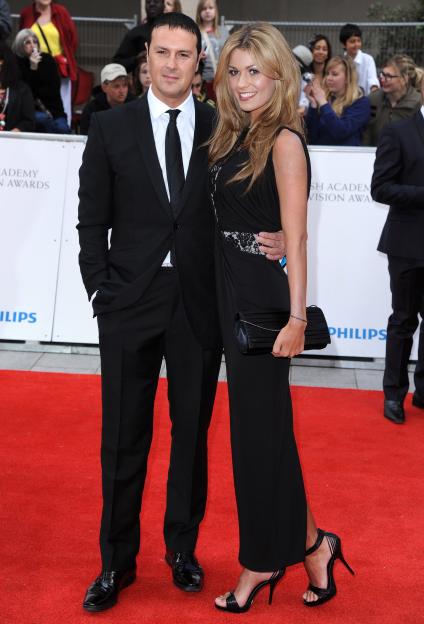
60, 4, 78, 53
271, 129, 308, 358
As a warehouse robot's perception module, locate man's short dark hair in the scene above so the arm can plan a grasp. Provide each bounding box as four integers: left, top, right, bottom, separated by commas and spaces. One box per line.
339, 23, 362, 45
147, 12, 202, 55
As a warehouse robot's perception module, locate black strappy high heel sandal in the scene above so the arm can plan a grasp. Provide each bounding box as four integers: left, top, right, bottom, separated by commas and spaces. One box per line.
215, 569, 285, 613
303, 528, 354, 607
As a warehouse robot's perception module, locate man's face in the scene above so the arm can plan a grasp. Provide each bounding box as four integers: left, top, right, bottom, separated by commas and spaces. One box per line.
192, 73, 203, 97
147, 26, 199, 107
344, 35, 362, 58
102, 77, 129, 106
145, 0, 164, 20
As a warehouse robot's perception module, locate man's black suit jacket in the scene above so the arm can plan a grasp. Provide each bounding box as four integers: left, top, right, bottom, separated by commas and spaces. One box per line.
371, 110, 424, 260
77, 94, 221, 350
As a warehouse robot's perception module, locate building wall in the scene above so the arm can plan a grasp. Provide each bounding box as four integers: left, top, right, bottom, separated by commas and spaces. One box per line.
219, 0, 411, 22
8, 0, 198, 19
8, 0, 411, 21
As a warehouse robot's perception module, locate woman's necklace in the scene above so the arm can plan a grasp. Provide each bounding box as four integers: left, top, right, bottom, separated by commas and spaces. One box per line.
0, 87, 9, 131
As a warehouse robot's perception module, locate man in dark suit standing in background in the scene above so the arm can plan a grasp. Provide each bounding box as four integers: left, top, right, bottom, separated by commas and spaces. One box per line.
78, 12, 284, 612
371, 78, 424, 424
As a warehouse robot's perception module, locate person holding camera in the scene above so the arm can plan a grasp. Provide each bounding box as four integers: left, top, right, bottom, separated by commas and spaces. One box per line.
304, 56, 370, 146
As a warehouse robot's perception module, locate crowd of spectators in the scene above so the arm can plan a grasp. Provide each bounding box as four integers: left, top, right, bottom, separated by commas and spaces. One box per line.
0, 0, 422, 145
298, 22, 423, 146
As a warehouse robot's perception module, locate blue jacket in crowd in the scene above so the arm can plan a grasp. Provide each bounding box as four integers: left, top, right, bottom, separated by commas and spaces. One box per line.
305, 96, 371, 146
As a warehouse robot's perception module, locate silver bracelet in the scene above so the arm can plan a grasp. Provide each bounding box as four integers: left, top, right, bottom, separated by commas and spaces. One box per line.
290, 314, 307, 324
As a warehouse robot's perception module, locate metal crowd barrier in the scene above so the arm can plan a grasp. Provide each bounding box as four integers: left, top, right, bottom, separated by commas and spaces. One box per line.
222, 20, 424, 68
8, 16, 424, 75
10, 14, 138, 79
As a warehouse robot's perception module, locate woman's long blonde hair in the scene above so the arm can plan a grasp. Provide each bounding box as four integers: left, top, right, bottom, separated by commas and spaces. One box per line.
324, 56, 362, 116
209, 23, 303, 189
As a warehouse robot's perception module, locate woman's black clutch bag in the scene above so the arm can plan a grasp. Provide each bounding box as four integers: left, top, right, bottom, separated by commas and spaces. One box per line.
234, 305, 331, 355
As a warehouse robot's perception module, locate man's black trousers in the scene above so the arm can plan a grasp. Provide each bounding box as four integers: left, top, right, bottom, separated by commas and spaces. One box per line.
384, 255, 424, 402
97, 269, 222, 571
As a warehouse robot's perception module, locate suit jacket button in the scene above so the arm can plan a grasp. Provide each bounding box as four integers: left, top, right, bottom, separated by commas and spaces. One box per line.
173, 223, 180, 230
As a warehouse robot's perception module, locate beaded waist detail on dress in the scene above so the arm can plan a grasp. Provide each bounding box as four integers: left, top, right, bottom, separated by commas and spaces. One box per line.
210, 161, 263, 256
221, 231, 263, 255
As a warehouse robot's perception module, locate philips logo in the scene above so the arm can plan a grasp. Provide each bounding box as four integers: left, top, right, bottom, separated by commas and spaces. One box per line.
329, 327, 387, 341
0, 311, 37, 324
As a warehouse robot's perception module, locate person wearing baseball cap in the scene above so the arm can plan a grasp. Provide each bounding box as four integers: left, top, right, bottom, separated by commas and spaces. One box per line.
292, 45, 314, 115
80, 63, 135, 134
292, 44, 313, 73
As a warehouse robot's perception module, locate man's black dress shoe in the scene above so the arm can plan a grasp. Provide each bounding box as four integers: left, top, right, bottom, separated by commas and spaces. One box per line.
384, 399, 405, 424
412, 393, 424, 409
165, 550, 204, 592
82, 568, 136, 612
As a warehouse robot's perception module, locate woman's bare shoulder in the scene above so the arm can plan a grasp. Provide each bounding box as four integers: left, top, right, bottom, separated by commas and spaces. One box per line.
273, 128, 306, 166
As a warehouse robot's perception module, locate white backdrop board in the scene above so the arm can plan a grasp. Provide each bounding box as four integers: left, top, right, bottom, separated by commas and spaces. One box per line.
0, 134, 68, 341
0, 135, 419, 357
307, 148, 418, 358
51, 140, 99, 344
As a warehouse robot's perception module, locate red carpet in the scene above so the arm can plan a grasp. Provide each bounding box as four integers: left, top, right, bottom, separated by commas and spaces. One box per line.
0, 370, 422, 624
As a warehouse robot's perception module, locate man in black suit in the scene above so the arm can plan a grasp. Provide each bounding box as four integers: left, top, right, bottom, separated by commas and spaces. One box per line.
371, 79, 424, 424
78, 12, 285, 612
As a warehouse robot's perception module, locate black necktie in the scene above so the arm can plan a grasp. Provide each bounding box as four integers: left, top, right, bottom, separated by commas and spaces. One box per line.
165, 109, 185, 217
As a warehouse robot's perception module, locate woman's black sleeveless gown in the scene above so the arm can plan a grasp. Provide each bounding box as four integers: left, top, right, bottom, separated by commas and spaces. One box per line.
210, 129, 310, 571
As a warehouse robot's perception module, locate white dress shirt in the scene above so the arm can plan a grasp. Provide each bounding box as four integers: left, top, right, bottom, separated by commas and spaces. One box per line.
421, 105, 424, 119
350, 49, 380, 96
147, 87, 195, 266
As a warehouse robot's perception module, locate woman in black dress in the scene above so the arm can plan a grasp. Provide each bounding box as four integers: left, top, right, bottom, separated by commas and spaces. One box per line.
209, 23, 353, 612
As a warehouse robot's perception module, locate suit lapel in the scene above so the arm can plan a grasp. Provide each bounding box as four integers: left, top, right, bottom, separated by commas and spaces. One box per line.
413, 110, 424, 147
178, 98, 213, 215
135, 95, 173, 219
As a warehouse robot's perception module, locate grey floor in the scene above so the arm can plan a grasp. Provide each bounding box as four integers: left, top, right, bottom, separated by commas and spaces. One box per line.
0, 342, 417, 391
